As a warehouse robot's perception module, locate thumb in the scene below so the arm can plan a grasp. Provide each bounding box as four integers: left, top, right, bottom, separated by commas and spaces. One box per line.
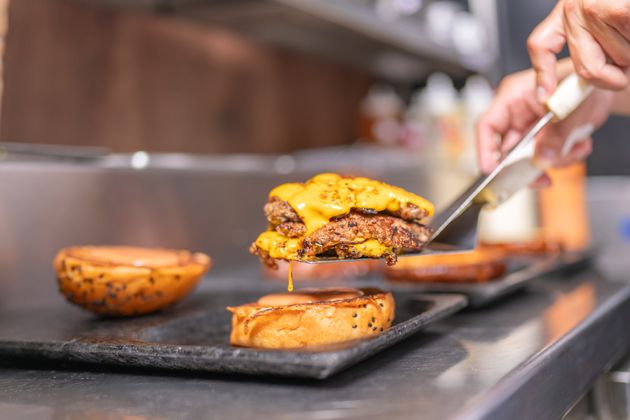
527, 3, 566, 102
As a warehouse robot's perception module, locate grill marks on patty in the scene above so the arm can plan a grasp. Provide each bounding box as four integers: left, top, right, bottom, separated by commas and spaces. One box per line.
254, 197, 432, 267
300, 212, 431, 261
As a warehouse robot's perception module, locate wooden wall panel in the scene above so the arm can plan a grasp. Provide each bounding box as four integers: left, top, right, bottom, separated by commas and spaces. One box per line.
0, 0, 371, 153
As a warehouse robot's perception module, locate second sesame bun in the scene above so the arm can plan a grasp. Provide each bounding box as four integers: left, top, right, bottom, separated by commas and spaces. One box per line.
385, 248, 506, 284
54, 246, 211, 317
228, 288, 395, 349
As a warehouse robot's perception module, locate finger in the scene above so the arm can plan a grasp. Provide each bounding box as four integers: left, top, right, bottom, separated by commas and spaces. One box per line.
535, 121, 594, 168
506, 91, 540, 132
523, 86, 548, 118
556, 137, 593, 167
582, 1, 630, 66
534, 124, 566, 167
564, 11, 630, 89
596, 22, 630, 67
500, 129, 523, 157
530, 174, 552, 189
476, 102, 511, 173
528, 4, 566, 101
605, 3, 630, 44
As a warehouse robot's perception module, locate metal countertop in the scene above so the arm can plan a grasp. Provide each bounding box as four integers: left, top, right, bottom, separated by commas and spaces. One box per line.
1, 264, 629, 420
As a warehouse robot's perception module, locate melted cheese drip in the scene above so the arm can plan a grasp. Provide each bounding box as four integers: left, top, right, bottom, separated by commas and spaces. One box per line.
287, 261, 294, 292
255, 173, 434, 261
350, 239, 393, 258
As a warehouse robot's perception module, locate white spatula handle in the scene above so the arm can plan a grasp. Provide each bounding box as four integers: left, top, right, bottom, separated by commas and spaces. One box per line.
546, 72, 594, 120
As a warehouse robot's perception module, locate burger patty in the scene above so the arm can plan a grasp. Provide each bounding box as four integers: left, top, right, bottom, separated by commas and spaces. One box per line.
251, 206, 432, 267
300, 212, 431, 258
264, 197, 302, 225
264, 196, 429, 238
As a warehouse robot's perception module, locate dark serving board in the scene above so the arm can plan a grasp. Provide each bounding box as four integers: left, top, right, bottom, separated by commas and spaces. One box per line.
0, 291, 466, 380
383, 251, 594, 308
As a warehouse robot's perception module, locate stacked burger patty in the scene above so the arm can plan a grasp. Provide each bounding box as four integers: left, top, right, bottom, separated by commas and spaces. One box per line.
251, 196, 432, 267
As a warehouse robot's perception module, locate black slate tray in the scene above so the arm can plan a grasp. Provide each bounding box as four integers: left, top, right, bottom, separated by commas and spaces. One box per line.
384, 251, 594, 308
0, 291, 466, 379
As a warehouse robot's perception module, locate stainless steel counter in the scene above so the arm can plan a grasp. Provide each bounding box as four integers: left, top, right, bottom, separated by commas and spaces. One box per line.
0, 265, 629, 420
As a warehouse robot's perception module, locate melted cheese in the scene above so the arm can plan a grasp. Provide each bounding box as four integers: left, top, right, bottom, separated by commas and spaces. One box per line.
270, 173, 433, 233
255, 231, 302, 260
350, 239, 393, 258
287, 261, 294, 292
255, 173, 433, 262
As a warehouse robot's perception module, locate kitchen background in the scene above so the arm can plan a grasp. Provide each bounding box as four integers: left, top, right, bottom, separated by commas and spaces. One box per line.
1, 0, 627, 174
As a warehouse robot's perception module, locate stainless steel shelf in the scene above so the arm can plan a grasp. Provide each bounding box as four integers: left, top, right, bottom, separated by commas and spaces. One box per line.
83, 0, 494, 81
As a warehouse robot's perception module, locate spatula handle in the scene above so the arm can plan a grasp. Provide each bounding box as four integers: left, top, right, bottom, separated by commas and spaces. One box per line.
546, 73, 594, 120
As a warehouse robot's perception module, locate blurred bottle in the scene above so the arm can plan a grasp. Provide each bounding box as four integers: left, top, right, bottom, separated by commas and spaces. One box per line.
539, 163, 590, 252
417, 72, 470, 210
461, 75, 493, 173
421, 72, 465, 161
359, 84, 404, 146
374, 0, 424, 21
401, 89, 429, 151
424, 1, 462, 45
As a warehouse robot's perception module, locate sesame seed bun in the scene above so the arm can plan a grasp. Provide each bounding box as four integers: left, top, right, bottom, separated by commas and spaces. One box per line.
228, 288, 395, 349
54, 246, 211, 316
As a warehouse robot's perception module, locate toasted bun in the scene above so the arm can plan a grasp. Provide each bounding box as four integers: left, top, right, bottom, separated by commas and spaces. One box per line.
385, 248, 506, 283
228, 288, 395, 349
479, 238, 562, 256
54, 246, 211, 316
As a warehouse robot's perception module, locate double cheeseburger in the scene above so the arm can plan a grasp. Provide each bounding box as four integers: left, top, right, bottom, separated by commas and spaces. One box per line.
250, 173, 434, 268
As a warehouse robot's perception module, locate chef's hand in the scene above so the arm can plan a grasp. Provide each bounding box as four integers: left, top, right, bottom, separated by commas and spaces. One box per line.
529, 0, 630, 101
476, 64, 614, 180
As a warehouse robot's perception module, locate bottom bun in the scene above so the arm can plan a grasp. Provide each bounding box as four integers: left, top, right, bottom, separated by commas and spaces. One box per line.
228, 288, 395, 349
479, 239, 562, 256
385, 248, 506, 283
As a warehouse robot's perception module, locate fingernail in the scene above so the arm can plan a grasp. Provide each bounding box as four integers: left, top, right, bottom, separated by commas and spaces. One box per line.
537, 86, 548, 103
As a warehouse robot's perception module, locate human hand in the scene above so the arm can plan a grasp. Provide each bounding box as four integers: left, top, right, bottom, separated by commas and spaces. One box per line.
528, 0, 630, 101
476, 67, 614, 179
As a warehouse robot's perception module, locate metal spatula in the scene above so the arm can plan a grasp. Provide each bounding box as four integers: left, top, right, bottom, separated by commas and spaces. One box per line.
426, 73, 593, 251
302, 73, 593, 263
